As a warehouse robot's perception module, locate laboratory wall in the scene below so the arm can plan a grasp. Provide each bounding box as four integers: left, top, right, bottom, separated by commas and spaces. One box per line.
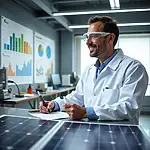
0, 0, 60, 94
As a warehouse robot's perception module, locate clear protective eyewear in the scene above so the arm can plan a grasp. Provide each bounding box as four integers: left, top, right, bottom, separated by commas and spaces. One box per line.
83, 32, 110, 42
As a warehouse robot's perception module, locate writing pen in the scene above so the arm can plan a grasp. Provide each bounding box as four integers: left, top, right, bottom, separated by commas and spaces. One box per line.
37, 91, 51, 113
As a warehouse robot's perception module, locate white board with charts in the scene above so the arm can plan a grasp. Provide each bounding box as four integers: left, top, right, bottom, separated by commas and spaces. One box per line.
34, 32, 55, 83
0, 16, 33, 84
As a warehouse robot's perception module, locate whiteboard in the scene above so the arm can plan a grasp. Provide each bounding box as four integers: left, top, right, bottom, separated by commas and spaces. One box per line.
1, 16, 33, 84
34, 32, 55, 83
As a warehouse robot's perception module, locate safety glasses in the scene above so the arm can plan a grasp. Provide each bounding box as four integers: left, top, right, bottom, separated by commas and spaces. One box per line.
83, 32, 110, 42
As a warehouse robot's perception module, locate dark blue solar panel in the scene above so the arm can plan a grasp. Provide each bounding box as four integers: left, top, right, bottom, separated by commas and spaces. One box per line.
43, 122, 150, 150
0, 116, 58, 150
0, 116, 150, 150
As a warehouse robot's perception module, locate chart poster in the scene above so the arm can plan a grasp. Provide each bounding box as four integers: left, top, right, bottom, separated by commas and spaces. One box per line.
1, 16, 33, 84
34, 32, 55, 83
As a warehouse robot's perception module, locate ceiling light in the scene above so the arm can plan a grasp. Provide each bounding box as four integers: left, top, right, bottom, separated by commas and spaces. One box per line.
53, 8, 150, 16
109, 0, 120, 9
118, 22, 150, 26
69, 25, 89, 29
69, 22, 150, 29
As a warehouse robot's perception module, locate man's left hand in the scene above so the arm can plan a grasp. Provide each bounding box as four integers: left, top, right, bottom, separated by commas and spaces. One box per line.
63, 104, 86, 120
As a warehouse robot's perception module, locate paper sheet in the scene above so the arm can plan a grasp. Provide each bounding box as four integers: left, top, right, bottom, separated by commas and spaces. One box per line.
24, 94, 35, 97
29, 112, 69, 120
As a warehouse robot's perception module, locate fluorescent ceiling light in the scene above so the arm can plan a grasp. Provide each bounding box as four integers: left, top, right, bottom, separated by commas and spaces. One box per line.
109, 0, 120, 9
118, 22, 150, 26
53, 8, 150, 16
69, 25, 89, 29
69, 22, 150, 29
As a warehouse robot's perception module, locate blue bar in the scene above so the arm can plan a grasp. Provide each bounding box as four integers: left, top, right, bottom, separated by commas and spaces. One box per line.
16, 38, 17, 52
7, 44, 9, 50
4, 43, 7, 49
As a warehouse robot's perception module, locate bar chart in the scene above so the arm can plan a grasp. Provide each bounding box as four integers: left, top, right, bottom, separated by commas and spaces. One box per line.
3, 33, 32, 54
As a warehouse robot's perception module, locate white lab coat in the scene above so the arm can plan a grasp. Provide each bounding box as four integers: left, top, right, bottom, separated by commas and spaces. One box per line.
54, 49, 148, 124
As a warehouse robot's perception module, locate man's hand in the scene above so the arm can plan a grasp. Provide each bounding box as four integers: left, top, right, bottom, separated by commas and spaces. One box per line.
39, 101, 54, 113
63, 104, 86, 120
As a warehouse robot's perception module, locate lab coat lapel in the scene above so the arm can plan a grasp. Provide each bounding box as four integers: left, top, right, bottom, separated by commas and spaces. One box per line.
107, 49, 124, 71
94, 49, 124, 84
93, 67, 97, 84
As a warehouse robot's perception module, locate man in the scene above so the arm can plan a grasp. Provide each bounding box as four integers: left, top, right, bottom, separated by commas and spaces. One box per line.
39, 16, 148, 124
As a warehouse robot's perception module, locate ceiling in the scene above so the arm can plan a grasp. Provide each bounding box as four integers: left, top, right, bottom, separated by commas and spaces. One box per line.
12, 0, 150, 34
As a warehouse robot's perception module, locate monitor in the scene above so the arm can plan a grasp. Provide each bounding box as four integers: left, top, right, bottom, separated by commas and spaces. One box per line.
51, 74, 61, 88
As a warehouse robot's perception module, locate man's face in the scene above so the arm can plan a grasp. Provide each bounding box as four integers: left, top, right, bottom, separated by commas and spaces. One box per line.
86, 22, 109, 58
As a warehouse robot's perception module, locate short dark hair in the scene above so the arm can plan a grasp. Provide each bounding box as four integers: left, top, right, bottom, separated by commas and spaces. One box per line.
88, 16, 119, 47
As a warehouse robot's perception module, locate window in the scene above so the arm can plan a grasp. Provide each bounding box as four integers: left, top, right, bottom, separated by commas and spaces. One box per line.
81, 39, 97, 74
117, 34, 150, 81
74, 34, 150, 87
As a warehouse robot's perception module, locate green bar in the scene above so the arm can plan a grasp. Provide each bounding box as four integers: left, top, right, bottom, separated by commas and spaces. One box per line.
21, 34, 24, 53
21, 34, 22, 52
13, 33, 15, 51
20, 37, 22, 53
19, 38, 21, 52
17, 38, 19, 52
16, 38, 17, 52
10, 36, 12, 50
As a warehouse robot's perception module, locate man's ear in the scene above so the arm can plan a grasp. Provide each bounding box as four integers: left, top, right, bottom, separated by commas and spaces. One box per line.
108, 33, 115, 44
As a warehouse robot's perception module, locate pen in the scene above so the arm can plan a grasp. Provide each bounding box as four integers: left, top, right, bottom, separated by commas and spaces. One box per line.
37, 91, 51, 113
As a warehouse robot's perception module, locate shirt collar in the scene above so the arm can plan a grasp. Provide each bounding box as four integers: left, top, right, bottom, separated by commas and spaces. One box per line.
94, 49, 118, 69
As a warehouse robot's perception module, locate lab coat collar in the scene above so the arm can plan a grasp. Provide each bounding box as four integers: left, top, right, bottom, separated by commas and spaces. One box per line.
107, 48, 124, 71
90, 48, 124, 71
94, 50, 118, 69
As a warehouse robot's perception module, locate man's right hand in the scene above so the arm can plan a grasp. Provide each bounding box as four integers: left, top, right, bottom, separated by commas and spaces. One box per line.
39, 101, 55, 113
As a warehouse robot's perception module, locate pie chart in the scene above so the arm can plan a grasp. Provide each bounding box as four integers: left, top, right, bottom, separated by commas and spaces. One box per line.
38, 44, 44, 57
46, 46, 51, 59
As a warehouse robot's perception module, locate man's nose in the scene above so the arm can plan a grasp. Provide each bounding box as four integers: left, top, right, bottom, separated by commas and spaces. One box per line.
86, 38, 93, 45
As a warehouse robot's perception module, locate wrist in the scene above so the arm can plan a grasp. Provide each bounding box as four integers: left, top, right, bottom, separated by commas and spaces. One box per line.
52, 101, 60, 111
50, 102, 55, 112
82, 108, 87, 118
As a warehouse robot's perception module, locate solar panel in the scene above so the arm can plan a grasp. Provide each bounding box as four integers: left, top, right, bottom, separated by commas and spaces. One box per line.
0, 115, 58, 150
42, 122, 150, 150
0, 115, 150, 150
